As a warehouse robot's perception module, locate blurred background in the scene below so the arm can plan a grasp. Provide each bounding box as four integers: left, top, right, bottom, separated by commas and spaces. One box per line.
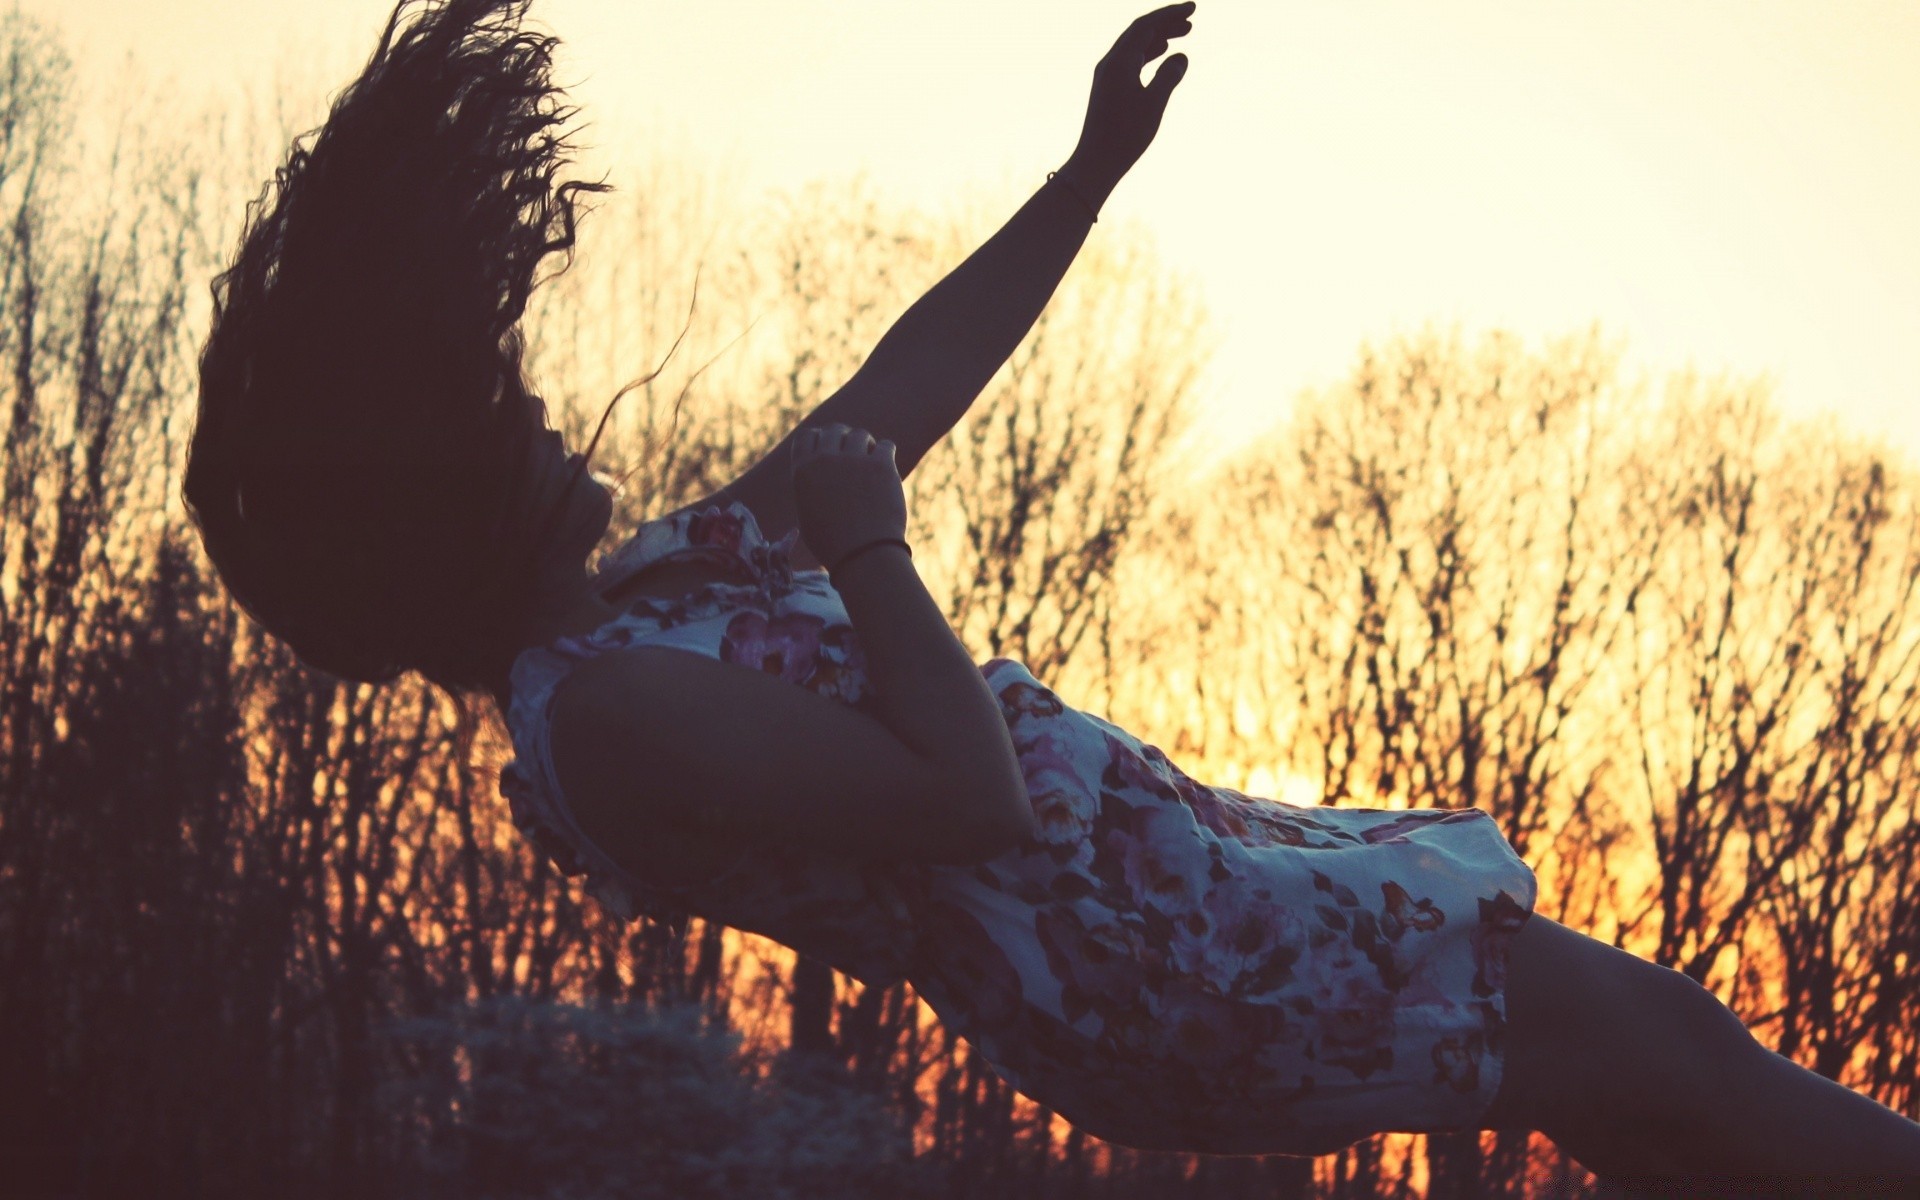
3, 1, 1917, 1196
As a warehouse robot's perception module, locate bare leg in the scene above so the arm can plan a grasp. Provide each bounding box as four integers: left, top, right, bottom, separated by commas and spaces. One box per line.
1661, 1033, 1920, 1184
1479, 914, 1920, 1194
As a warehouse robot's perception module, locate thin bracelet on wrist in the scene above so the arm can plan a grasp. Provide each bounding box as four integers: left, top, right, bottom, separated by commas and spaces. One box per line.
1047, 170, 1099, 223
826, 537, 912, 576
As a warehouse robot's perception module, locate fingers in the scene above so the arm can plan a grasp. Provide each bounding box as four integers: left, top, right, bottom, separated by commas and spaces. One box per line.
1108, 3, 1195, 71
1122, 2, 1195, 47
1129, 1, 1196, 33
794, 422, 885, 457
799, 423, 854, 450
1146, 51, 1188, 99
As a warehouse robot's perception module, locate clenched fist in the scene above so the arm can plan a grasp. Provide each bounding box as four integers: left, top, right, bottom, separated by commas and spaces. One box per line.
789, 422, 909, 571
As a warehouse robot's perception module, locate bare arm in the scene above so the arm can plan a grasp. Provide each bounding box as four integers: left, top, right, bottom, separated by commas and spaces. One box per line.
706, 4, 1197, 570
828, 539, 1031, 843
815, 162, 1110, 482
717, 168, 1102, 572
555, 431, 1035, 869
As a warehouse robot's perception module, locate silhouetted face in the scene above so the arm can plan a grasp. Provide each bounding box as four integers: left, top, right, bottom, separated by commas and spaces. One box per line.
523, 426, 614, 572
491, 428, 616, 698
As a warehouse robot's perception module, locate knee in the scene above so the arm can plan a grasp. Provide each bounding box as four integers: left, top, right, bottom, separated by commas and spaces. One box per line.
1635, 964, 1757, 1058
1619, 963, 1760, 1129
1549, 963, 1758, 1173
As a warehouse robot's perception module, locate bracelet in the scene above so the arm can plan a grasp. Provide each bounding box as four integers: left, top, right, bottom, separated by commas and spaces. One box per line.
826, 537, 912, 576
1047, 170, 1099, 223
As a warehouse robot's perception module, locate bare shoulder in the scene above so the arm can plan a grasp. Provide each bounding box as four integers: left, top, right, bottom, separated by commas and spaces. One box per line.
546, 648, 744, 887
547, 643, 1030, 870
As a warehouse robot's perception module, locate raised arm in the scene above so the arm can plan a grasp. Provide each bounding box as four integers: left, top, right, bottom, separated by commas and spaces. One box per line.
707, 3, 1196, 570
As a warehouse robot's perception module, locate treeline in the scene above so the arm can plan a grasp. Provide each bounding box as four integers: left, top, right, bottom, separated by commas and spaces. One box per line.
1125, 333, 1920, 1195
6, 11, 1920, 1198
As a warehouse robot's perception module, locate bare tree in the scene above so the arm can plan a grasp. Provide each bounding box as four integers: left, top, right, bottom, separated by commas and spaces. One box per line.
24, 5, 1920, 1192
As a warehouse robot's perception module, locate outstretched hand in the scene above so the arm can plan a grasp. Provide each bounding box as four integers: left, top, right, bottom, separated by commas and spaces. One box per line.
1068, 2, 1195, 190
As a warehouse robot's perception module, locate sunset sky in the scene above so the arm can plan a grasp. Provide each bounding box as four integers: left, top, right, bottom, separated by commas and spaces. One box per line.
39, 0, 1920, 470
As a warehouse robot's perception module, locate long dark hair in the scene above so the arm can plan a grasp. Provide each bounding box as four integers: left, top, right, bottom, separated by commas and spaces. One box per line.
184, 0, 615, 756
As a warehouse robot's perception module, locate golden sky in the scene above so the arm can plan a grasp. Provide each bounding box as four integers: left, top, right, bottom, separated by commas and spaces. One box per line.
41, 0, 1920, 470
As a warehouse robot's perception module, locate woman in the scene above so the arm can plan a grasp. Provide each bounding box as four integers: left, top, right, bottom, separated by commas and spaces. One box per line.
182, 1, 1920, 1192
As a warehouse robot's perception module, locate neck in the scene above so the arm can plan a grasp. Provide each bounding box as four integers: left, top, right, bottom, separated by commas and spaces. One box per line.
488, 560, 623, 710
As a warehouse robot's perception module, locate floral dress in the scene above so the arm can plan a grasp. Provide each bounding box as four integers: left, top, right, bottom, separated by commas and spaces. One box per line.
499, 501, 1538, 1157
